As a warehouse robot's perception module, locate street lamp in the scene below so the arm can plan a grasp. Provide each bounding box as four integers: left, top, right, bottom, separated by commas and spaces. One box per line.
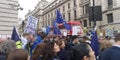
9, 3, 23, 10
17, 7, 23, 10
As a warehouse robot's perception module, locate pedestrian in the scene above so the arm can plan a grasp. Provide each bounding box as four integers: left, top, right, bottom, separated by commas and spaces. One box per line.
7, 49, 29, 60
31, 43, 46, 60
72, 42, 96, 60
56, 39, 68, 60
42, 40, 60, 60
0, 39, 16, 60
100, 33, 120, 60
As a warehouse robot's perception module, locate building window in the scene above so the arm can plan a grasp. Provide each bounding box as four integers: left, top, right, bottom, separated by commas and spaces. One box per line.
74, 10, 77, 19
48, 14, 50, 19
63, 6, 65, 11
74, 0, 76, 7
63, 14, 65, 19
85, 4, 89, 15
54, 11, 56, 16
58, 8, 60, 11
51, 12, 53, 18
48, 14, 50, 25
46, 15, 47, 21
68, 3, 70, 9
84, 20, 87, 27
48, 20, 50, 25
108, 0, 113, 9
107, 13, 113, 23
82, 6, 85, 14
89, 20, 91, 27
80, 21, 82, 25
108, 0, 113, 6
68, 13, 71, 21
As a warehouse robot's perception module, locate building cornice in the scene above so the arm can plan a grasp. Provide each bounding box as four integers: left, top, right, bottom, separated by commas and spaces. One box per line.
0, 16, 18, 19
102, 7, 120, 13
43, 0, 70, 15
0, 11, 18, 15
79, 0, 90, 7
100, 22, 120, 27
0, 25, 18, 27
43, 0, 58, 9
0, 6, 17, 11
0, 20, 18, 23
7, 0, 18, 3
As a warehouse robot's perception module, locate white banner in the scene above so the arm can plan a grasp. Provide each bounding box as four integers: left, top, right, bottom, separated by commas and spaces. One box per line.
25, 16, 38, 34
72, 26, 83, 35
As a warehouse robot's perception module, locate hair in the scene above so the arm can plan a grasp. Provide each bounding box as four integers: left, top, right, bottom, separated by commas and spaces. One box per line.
55, 39, 65, 49
31, 43, 46, 60
22, 33, 30, 37
72, 35, 78, 41
39, 32, 47, 39
0, 40, 16, 54
114, 33, 120, 42
42, 41, 56, 60
7, 49, 29, 60
83, 36, 90, 41
100, 40, 112, 52
72, 42, 90, 60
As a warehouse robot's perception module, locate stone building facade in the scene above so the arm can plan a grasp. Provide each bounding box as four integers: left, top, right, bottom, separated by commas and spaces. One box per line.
0, 0, 19, 37
100, 0, 120, 33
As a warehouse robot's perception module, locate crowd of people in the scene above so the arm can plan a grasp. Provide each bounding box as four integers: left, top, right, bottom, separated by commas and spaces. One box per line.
0, 31, 120, 60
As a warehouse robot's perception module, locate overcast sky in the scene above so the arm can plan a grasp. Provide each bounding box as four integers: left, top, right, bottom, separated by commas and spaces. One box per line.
18, 0, 51, 19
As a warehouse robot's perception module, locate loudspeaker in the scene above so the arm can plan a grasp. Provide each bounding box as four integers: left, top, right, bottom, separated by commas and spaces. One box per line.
89, 6, 102, 21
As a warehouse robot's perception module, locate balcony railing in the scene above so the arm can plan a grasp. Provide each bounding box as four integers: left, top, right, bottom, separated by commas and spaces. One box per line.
107, 5, 113, 10
80, 14, 88, 18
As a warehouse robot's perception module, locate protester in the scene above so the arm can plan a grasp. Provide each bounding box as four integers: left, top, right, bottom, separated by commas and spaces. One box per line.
21, 33, 31, 48
72, 42, 96, 60
98, 39, 112, 60
0, 40, 16, 60
26, 34, 40, 56
56, 39, 68, 60
98, 36, 105, 44
31, 43, 46, 60
7, 49, 29, 60
109, 37, 115, 45
99, 40, 112, 52
54, 35, 60, 41
100, 33, 120, 60
40, 32, 49, 43
66, 35, 79, 50
83, 36, 91, 44
42, 41, 60, 60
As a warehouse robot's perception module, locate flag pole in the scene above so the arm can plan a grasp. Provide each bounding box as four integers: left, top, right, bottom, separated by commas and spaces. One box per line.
92, 0, 96, 28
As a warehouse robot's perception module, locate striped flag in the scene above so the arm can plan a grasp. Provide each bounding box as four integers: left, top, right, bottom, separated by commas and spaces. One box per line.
91, 26, 100, 57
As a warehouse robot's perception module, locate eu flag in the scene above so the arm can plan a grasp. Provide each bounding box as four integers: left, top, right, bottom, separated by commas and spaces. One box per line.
91, 30, 99, 57
53, 20, 61, 35
56, 10, 64, 24
46, 25, 50, 35
11, 27, 21, 42
56, 10, 71, 30
63, 20, 71, 30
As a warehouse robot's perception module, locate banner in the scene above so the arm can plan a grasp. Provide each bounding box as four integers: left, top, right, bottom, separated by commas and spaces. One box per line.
72, 26, 83, 35
25, 16, 38, 34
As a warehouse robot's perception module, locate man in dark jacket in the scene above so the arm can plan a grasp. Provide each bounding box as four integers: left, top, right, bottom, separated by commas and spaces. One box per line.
100, 33, 120, 60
